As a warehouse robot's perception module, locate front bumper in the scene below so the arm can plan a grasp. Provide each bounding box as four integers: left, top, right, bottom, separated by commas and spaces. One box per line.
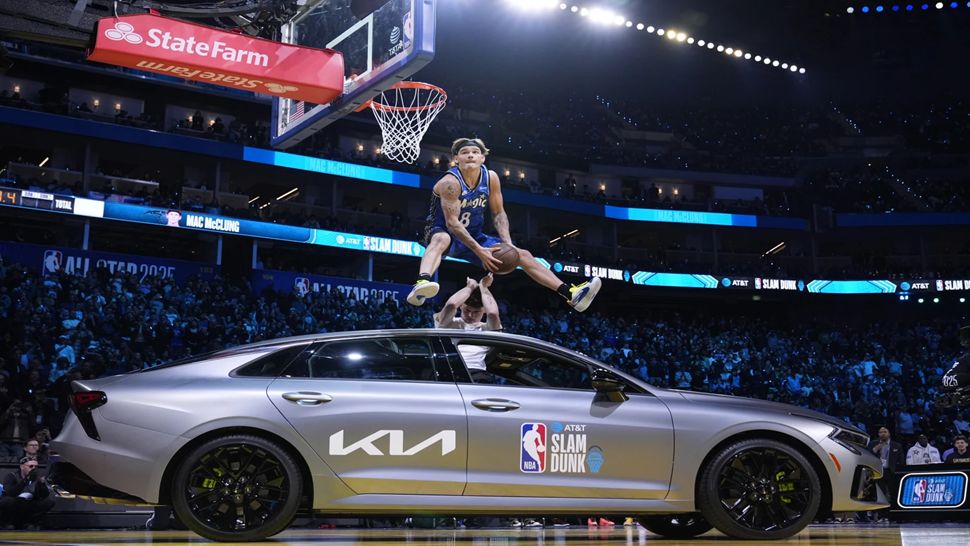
824, 438, 889, 511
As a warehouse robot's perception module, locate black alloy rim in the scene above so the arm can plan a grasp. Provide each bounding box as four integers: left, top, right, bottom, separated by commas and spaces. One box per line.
184, 443, 289, 533
715, 447, 813, 532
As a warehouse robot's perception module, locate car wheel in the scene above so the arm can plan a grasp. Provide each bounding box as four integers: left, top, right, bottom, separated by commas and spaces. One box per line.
171, 434, 302, 542
639, 513, 713, 538
696, 438, 821, 540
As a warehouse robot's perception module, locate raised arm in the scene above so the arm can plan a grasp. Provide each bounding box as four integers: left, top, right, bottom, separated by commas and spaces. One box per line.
435, 277, 477, 326
437, 175, 501, 271
488, 170, 512, 244
479, 273, 502, 331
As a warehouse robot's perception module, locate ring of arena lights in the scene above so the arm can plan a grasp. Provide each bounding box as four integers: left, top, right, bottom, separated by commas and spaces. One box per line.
538, 2, 806, 73
848, 1, 967, 11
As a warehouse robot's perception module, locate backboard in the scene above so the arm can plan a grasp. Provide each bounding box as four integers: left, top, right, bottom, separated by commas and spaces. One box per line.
271, 0, 436, 149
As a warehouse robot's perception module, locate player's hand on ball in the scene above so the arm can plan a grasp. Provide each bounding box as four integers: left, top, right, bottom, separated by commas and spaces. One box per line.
480, 272, 493, 288
476, 246, 503, 272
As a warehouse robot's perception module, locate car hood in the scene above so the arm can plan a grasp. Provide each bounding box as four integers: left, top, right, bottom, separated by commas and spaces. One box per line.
671, 389, 864, 435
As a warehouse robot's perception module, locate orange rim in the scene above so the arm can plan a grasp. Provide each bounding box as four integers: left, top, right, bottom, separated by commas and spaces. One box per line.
358, 81, 448, 113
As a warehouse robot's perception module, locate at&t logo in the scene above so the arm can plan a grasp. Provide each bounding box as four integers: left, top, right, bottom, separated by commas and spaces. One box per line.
104, 21, 143, 44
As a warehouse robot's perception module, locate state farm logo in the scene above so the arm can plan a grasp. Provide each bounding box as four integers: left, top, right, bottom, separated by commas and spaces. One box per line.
104, 21, 143, 44
102, 19, 270, 68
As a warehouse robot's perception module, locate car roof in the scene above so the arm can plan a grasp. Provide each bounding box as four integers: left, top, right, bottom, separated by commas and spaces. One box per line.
236, 329, 587, 360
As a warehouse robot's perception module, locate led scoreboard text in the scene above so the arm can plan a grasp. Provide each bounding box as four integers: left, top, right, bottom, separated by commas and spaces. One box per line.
0, 188, 75, 212
0, 189, 20, 206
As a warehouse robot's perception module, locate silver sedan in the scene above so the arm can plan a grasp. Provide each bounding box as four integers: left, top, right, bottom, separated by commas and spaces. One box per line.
52, 329, 887, 541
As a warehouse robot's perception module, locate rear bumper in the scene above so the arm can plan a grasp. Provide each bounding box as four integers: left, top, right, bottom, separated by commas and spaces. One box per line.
49, 461, 153, 506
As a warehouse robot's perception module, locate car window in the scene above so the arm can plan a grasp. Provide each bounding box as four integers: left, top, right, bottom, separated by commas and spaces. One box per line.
233, 344, 310, 377
300, 337, 441, 382
456, 341, 594, 391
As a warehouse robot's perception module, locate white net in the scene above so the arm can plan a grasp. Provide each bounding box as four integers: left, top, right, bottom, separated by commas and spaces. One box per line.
369, 82, 447, 164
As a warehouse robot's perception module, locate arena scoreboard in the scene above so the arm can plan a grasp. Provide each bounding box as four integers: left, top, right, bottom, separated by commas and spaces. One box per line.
0, 188, 75, 212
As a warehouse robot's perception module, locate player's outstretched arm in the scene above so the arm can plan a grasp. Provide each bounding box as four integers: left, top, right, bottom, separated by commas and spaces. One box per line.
479, 273, 502, 331
437, 177, 501, 271
488, 170, 512, 244
436, 277, 477, 325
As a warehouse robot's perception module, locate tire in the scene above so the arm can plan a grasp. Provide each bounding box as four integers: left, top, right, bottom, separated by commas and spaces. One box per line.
639, 513, 713, 538
171, 434, 303, 542
696, 438, 821, 540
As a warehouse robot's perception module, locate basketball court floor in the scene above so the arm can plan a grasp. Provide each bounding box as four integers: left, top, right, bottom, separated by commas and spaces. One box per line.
0, 524, 967, 546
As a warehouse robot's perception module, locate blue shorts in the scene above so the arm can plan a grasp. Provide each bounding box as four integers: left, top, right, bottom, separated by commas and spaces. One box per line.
427, 226, 501, 267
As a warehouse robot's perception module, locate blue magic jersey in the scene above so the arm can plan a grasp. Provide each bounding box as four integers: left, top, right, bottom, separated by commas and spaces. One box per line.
427, 165, 491, 236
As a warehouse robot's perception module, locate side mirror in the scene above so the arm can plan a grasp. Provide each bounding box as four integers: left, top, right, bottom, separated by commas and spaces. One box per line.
592, 369, 623, 392
592, 369, 627, 401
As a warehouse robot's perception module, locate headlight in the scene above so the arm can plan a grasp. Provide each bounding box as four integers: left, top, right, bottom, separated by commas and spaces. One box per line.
830, 428, 869, 455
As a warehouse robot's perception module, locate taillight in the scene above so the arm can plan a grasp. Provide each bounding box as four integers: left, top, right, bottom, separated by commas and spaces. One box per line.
70, 391, 107, 412
70, 390, 107, 440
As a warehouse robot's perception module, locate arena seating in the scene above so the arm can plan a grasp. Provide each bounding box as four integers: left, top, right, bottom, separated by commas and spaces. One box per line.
1, 258, 964, 457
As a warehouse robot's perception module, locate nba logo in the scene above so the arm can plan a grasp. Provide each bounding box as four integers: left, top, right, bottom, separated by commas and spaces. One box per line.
755, 278, 762, 290
520, 423, 546, 473
912, 479, 927, 503
43, 250, 63, 275
294, 277, 310, 296
936, 280, 944, 291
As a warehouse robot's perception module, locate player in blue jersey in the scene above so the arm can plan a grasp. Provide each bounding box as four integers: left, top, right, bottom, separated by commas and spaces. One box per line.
407, 137, 601, 312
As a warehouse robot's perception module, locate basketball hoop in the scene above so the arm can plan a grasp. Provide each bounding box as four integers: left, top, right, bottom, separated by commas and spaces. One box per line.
363, 81, 447, 164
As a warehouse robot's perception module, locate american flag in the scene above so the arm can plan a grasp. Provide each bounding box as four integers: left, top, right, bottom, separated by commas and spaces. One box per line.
290, 100, 305, 122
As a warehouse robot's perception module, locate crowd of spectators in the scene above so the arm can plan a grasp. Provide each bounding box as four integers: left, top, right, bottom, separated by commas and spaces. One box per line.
5, 78, 969, 218
1, 85, 266, 147
2, 256, 967, 463
6, 165, 969, 282
801, 163, 920, 214
898, 175, 970, 213
842, 98, 970, 154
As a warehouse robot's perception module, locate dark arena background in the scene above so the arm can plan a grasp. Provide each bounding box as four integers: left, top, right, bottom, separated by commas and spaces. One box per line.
1, 0, 970, 544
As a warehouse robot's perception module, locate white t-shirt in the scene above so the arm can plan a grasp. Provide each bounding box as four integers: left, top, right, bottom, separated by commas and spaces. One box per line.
434, 315, 490, 371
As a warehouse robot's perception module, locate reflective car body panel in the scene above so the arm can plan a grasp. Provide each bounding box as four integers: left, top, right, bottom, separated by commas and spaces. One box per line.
53, 329, 887, 517
459, 383, 673, 499
268, 378, 468, 495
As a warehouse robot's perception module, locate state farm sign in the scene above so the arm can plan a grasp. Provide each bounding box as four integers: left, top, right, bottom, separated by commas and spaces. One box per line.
88, 14, 344, 104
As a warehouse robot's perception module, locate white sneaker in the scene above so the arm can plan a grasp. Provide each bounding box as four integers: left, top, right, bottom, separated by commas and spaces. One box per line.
509, 519, 524, 527
569, 277, 602, 312
406, 279, 440, 306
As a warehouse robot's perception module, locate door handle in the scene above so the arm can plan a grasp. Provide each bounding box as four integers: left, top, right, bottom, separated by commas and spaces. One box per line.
471, 398, 521, 412
282, 392, 333, 406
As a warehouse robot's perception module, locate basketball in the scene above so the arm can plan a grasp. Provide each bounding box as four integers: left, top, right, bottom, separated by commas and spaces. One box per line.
491, 243, 520, 275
